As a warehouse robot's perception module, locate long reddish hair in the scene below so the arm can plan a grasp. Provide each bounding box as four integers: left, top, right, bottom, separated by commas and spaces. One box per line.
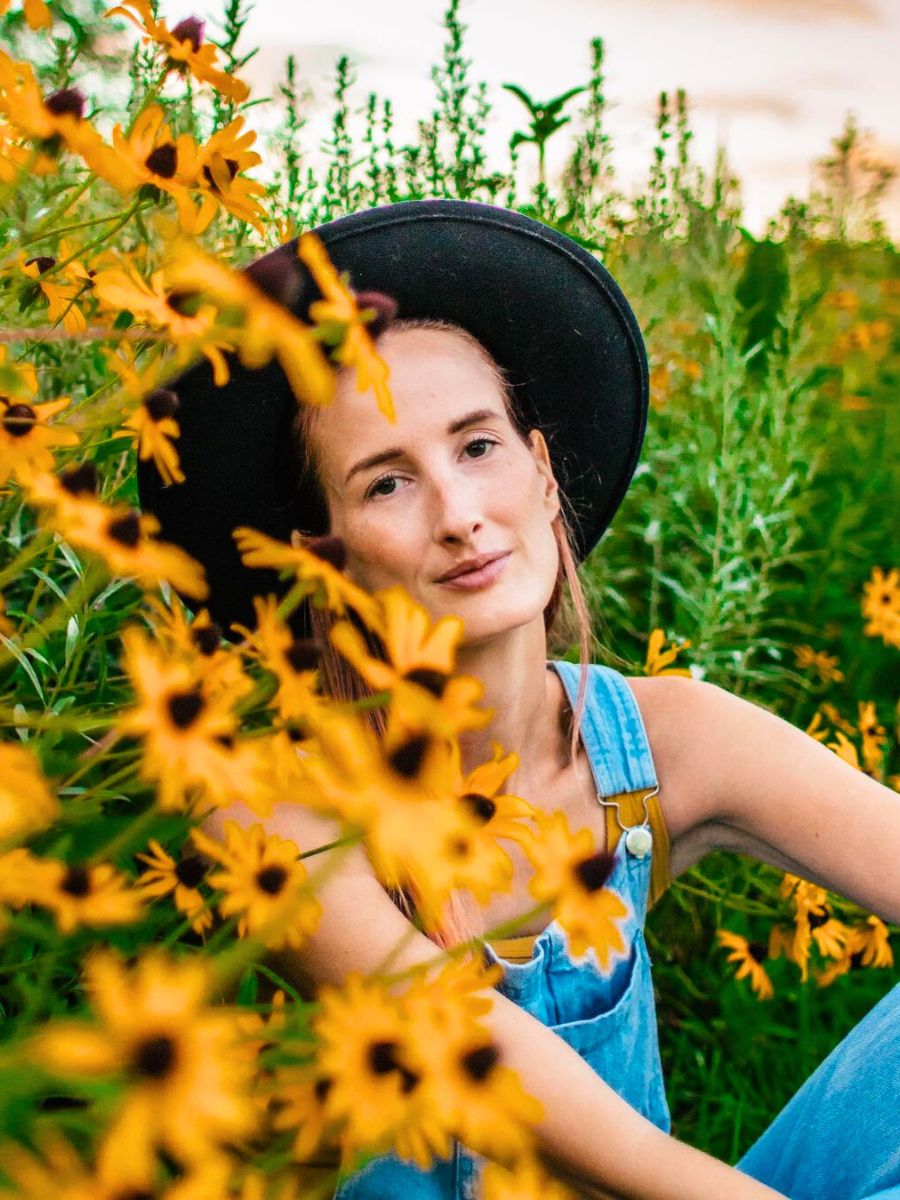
290, 318, 597, 947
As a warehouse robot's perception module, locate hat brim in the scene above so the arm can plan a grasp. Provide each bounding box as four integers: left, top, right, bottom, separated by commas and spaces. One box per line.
137, 199, 648, 635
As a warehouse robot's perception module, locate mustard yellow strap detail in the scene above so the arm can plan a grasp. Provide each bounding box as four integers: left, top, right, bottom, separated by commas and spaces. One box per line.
604, 787, 672, 911
486, 933, 538, 963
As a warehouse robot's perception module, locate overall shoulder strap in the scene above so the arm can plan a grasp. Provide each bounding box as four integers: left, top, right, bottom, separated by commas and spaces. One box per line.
551, 660, 658, 796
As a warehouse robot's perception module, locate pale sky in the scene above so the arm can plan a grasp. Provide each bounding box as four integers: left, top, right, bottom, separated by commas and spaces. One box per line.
163, 0, 900, 237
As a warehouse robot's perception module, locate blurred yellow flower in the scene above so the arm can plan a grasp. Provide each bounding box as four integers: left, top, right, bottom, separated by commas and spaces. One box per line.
643, 627, 692, 677
0, 742, 60, 845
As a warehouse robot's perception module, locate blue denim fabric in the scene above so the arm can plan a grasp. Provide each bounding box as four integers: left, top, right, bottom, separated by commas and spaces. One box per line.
735, 977, 900, 1199
334, 662, 900, 1199
334, 662, 670, 1198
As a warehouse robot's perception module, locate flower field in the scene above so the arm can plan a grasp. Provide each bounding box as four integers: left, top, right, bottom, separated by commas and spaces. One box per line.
0, 0, 897, 1195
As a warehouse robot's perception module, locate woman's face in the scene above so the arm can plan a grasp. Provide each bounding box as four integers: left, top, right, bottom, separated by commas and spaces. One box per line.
309, 325, 561, 645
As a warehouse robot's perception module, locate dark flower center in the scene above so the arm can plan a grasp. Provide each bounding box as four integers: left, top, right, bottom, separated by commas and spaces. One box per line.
191, 623, 222, 656
256, 864, 288, 895
133, 1034, 177, 1079
404, 667, 448, 698
166, 289, 202, 316
143, 387, 180, 421
215, 733, 235, 749
388, 735, 430, 780
808, 909, 830, 930
462, 792, 496, 823
174, 855, 206, 888
448, 835, 471, 858
44, 88, 86, 119
573, 850, 617, 893
106, 512, 141, 547
366, 1041, 419, 1091
748, 942, 768, 964
166, 688, 205, 730
60, 865, 91, 897
850, 950, 866, 970
2, 403, 36, 437
144, 143, 178, 179
170, 15, 204, 49
60, 462, 98, 495
202, 157, 239, 191
314, 1076, 333, 1102
285, 638, 320, 673
25, 256, 56, 274
114, 1191, 156, 1200
245, 252, 301, 306
460, 1043, 499, 1083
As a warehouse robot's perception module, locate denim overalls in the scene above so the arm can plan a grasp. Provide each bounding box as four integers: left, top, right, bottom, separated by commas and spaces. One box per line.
334, 660, 671, 1198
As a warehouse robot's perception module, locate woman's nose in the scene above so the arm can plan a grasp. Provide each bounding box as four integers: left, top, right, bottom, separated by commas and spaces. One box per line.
431, 479, 484, 545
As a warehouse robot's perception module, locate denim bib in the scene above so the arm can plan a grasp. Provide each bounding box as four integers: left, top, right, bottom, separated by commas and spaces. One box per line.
334, 661, 671, 1199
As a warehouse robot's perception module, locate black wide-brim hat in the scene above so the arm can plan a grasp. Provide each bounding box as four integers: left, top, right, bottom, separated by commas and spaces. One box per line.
137, 199, 649, 636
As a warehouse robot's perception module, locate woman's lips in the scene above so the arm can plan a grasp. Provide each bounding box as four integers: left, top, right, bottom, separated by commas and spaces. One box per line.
437, 552, 511, 590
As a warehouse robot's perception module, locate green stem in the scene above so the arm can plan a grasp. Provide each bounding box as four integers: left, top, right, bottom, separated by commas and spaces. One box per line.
18, 206, 143, 251
0, 563, 104, 674
26, 177, 92, 242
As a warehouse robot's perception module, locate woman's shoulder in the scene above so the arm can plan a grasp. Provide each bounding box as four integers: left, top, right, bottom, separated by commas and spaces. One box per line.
619, 672, 715, 850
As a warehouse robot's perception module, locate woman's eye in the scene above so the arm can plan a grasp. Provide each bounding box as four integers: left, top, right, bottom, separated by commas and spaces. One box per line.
365, 438, 497, 500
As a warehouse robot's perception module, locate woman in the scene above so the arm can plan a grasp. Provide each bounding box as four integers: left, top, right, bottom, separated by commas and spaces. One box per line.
138, 200, 900, 1200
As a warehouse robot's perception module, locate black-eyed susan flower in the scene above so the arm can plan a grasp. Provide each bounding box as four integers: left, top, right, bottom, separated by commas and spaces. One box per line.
449, 739, 535, 846
792, 644, 844, 684
0, 742, 60, 844
0, 53, 106, 165
91, 261, 230, 383
298, 231, 395, 421
779, 873, 849, 981
33, 947, 258, 1171
270, 1064, 342, 1167
858, 700, 888, 775
643, 627, 693, 677
180, 116, 267, 234
716, 930, 774, 1001
105, 0, 249, 101
519, 810, 627, 970
0, 1126, 158, 1200
421, 1029, 542, 1163
164, 241, 334, 407
142, 593, 254, 704
329, 584, 494, 740
16, 243, 92, 334
231, 594, 324, 723
134, 838, 212, 935
816, 916, 894, 987
191, 820, 321, 950
116, 625, 264, 812
25, 468, 208, 599
313, 972, 447, 1170
2, 850, 144, 934
234, 528, 377, 624
861, 566, 900, 649
0, 116, 56, 181
0, 391, 78, 487
826, 729, 862, 772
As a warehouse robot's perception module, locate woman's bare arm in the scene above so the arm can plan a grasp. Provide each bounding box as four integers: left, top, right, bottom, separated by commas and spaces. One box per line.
202, 799, 785, 1200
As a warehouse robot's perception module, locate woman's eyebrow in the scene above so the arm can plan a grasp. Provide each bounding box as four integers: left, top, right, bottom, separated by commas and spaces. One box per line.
343, 408, 503, 484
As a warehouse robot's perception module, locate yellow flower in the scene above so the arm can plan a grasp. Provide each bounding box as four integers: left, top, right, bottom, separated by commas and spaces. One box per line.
91, 260, 230, 383
0, 742, 60, 845
792, 644, 844, 683
164, 241, 334, 408
142, 593, 253, 703
328, 584, 494, 739
0, 1126, 157, 1200
0, 53, 106, 165
1, 850, 144, 933
134, 838, 212, 935
313, 972, 449, 1170
191, 819, 322, 950
826, 729, 862, 772
861, 566, 900, 649
17, 245, 91, 334
231, 594, 324, 722
299, 231, 395, 421
105, 0, 250, 100
234, 528, 377, 624
643, 628, 693, 677
33, 947, 258, 1171
0, 392, 78, 487
519, 810, 628, 970
116, 625, 259, 812
716, 930, 774, 1000
815, 916, 894, 987
858, 700, 888, 775
179, 116, 268, 234
780, 873, 848, 981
